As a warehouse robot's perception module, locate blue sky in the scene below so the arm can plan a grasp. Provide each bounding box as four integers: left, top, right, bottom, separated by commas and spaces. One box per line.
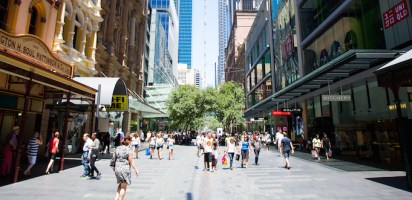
192, 0, 218, 88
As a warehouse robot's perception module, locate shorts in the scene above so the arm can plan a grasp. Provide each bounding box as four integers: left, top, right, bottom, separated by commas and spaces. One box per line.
156, 146, 163, 150
283, 150, 291, 158
241, 150, 249, 159
149, 144, 155, 149
204, 152, 212, 162
133, 144, 139, 148
324, 146, 330, 153
27, 155, 37, 165
49, 153, 57, 160
168, 145, 173, 150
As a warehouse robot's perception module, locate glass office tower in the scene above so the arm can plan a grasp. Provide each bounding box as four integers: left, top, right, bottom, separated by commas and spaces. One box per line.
178, 0, 193, 69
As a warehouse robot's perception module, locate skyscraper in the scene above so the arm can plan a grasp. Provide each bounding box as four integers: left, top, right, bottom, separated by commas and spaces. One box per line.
178, 0, 193, 69
217, 0, 228, 85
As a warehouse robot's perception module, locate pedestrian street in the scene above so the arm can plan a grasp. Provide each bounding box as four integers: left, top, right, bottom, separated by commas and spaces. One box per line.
0, 145, 410, 200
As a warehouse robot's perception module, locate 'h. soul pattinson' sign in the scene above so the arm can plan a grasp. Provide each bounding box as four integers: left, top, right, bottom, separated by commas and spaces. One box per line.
0, 29, 73, 77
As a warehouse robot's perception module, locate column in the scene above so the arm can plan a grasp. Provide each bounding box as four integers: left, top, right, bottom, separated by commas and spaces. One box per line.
106, 0, 117, 55
120, 4, 130, 65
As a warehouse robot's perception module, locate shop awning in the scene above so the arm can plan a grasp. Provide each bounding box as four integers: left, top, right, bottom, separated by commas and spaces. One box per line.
374, 49, 412, 87
0, 53, 96, 99
73, 77, 128, 105
244, 49, 402, 118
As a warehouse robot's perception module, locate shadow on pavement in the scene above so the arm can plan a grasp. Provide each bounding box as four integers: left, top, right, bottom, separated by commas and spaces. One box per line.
366, 176, 411, 192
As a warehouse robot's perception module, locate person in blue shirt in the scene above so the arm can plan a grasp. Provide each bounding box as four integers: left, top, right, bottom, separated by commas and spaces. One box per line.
281, 132, 294, 170
239, 135, 252, 168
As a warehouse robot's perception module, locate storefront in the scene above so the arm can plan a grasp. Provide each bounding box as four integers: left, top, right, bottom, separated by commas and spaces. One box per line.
0, 30, 96, 182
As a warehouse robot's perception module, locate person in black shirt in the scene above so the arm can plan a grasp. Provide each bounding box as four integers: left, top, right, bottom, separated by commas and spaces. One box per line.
322, 134, 332, 160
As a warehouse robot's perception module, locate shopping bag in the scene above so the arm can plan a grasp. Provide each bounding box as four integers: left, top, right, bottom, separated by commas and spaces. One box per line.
145, 148, 150, 156
221, 155, 226, 165
311, 149, 318, 158
328, 150, 332, 157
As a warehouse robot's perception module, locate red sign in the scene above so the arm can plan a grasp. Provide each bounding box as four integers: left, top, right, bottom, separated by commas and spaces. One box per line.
271, 110, 291, 116
383, 0, 409, 29
276, 126, 288, 132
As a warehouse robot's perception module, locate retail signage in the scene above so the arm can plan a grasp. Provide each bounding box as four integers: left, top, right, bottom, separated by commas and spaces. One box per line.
106, 95, 129, 111
281, 108, 302, 112
271, 110, 291, 116
0, 29, 73, 77
383, 0, 409, 29
321, 95, 351, 102
276, 126, 288, 132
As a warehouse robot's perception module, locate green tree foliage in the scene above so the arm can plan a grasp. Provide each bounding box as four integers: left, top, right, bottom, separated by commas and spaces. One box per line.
166, 82, 244, 131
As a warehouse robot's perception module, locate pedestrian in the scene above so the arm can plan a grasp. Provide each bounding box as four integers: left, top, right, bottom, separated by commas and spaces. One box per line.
264, 132, 271, 151
103, 132, 111, 154
23, 131, 43, 176
196, 132, 203, 157
148, 134, 156, 159
225, 136, 236, 170
114, 128, 124, 148
81, 133, 93, 177
322, 133, 332, 160
167, 134, 175, 160
252, 134, 262, 165
211, 133, 220, 171
156, 133, 164, 160
45, 131, 59, 174
312, 134, 322, 160
131, 133, 140, 159
1, 126, 19, 177
281, 132, 294, 169
239, 135, 252, 168
140, 130, 145, 142
89, 132, 101, 179
112, 134, 139, 200
275, 130, 284, 155
203, 132, 213, 171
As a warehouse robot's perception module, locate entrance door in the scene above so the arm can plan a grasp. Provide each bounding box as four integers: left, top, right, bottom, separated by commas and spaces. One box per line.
0, 113, 15, 148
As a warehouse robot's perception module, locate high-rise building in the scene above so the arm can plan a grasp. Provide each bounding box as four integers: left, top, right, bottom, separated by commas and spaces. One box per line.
195, 69, 202, 88
178, 0, 193, 69
177, 64, 195, 85
217, 0, 228, 85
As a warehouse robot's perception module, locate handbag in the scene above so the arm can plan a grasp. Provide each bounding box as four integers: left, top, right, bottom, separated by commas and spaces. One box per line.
110, 153, 116, 170
235, 154, 240, 161
328, 150, 332, 157
311, 149, 318, 158
145, 148, 150, 156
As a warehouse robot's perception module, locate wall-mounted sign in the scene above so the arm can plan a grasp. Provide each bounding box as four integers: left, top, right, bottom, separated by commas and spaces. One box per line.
106, 95, 128, 111
0, 29, 73, 77
281, 108, 302, 112
321, 95, 351, 102
272, 110, 291, 116
383, 0, 409, 29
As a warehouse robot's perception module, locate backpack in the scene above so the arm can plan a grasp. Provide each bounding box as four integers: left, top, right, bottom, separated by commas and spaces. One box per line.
114, 133, 121, 146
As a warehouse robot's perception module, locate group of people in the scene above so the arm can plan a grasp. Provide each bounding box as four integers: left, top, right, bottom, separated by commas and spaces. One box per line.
146, 131, 175, 160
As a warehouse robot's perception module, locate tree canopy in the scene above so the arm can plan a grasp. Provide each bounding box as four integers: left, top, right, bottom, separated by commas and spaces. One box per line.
166, 81, 245, 132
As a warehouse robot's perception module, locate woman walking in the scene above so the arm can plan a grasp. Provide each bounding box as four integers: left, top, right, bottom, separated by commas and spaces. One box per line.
211, 133, 220, 171
225, 136, 236, 170
24, 131, 43, 176
322, 133, 332, 160
167, 134, 175, 160
252, 134, 262, 165
156, 133, 164, 160
312, 134, 322, 160
264, 132, 271, 151
131, 133, 140, 159
45, 132, 59, 174
148, 134, 156, 159
239, 135, 252, 168
113, 134, 139, 200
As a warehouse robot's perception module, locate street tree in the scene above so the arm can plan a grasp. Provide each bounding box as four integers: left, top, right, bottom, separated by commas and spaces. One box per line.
215, 81, 245, 133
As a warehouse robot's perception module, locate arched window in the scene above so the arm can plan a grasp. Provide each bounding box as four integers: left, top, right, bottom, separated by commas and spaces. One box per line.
72, 12, 84, 52
0, 0, 9, 30
29, 7, 38, 35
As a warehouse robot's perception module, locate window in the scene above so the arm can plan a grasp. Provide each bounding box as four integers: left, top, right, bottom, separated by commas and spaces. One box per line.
0, 0, 9, 30
28, 7, 38, 35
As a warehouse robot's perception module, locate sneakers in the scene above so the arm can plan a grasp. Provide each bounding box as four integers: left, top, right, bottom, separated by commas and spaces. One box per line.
80, 174, 87, 178
96, 173, 101, 180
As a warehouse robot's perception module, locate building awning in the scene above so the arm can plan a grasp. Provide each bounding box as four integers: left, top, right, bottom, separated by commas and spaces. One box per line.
73, 77, 128, 105
0, 53, 96, 99
129, 97, 164, 114
245, 49, 402, 118
374, 49, 412, 88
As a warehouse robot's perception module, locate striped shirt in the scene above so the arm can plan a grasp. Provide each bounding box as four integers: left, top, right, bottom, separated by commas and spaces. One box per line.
27, 138, 39, 156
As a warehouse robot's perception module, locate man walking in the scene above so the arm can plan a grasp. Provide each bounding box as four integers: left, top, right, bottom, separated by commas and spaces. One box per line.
281, 132, 294, 170
81, 133, 93, 178
89, 132, 101, 179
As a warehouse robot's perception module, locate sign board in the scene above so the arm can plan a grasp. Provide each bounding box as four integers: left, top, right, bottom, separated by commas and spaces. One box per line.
383, 0, 409, 29
0, 29, 73, 77
106, 95, 128, 111
281, 108, 301, 112
321, 95, 351, 102
272, 110, 291, 116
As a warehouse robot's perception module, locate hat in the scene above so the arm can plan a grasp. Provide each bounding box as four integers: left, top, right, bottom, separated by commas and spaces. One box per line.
13, 126, 20, 131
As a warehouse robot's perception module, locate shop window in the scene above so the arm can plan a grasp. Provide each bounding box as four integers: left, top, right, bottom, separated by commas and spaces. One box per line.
28, 7, 39, 35
264, 51, 271, 75
0, 0, 9, 30
256, 60, 263, 82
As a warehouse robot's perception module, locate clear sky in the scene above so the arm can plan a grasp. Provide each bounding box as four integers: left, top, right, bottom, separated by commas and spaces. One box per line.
192, 0, 219, 88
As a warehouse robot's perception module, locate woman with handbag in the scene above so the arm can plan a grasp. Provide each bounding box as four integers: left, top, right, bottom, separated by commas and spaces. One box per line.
239, 135, 252, 168
312, 134, 322, 160
112, 134, 139, 200
225, 136, 236, 170
155, 133, 164, 160
167, 134, 175, 160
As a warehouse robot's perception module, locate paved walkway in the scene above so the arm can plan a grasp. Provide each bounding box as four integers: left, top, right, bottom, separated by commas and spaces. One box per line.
0, 144, 411, 200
